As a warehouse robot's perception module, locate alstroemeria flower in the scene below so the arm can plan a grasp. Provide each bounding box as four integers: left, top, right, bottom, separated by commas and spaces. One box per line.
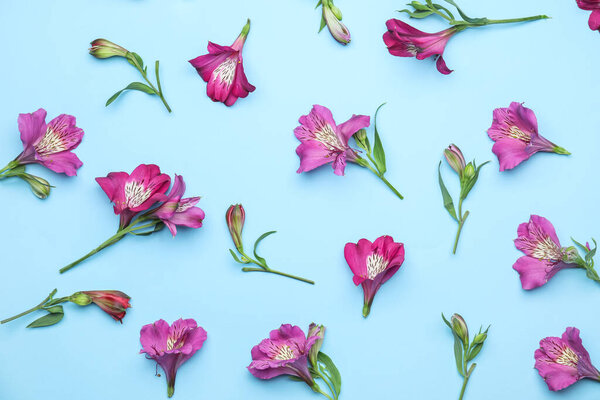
73, 290, 132, 323
96, 164, 171, 228
15, 108, 84, 176
295, 105, 370, 176
322, 0, 351, 44
140, 319, 207, 398
513, 215, 577, 290
383, 19, 459, 75
248, 324, 321, 385
344, 235, 405, 317
535, 327, 600, 391
487, 102, 569, 171
576, 0, 600, 31
151, 175, 205, 236
189, 19, 255, 106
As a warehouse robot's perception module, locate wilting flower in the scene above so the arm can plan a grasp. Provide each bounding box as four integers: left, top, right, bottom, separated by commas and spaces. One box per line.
151, 175, 205, 236
89, 39, 129, 59
15, 108, 84, 176
487, 102, 569, 171
295, 105, 369, 176
189, 19, 255, 106
576, 0, 600, 31
96, 164, 171, 228
383, 19, 460, 74
344, 235, 405, 317
248, 324, 321, 385
535, 327, 600, 391
321, 0, 351, 44
140, 319, 207, 398
226, 204, 245, 251
444, 144, 466, 176
73, 290, 131, 323
513, 215, 577, 290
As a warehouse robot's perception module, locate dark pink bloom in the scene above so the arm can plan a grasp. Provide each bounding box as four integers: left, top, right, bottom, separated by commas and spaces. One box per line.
383, 19, 459, 75
576, 0, 600, 31
81, 290, 131, 323
96, 164, 171, 228
140, 319, 207, 398
15, 108, 84, 176
487, 102, 569, 171
189, 19, 255, 106
295, 105, 370, 176
344, 235, 405, 317
151, 175, 205, 236
535, 327, 600, 391
513, 215, 576, 290
247, 324, 321, 386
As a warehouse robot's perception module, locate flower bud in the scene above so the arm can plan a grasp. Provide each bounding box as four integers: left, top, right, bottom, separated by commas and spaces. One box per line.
353, 129, 370, 152
19, 173, 51, 199
322, 3, 351, 45
81, 290, 131, 323
308, 323, 325, 366
89, 39, 129, 59
226, 204, 245, 251
472, 332, 487, 345
331, 4, 343, 20
69, 292, 93, 306
443, 144, 466, 176
462, 163, 475, 181
451, 313, 469, 345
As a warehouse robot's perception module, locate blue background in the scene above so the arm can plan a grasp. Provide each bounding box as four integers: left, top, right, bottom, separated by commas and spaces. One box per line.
0, 0, 599, 399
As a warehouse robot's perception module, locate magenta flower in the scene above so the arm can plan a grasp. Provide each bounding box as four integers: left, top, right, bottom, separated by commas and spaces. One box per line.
535, 327, 600, 391
513, 215, 577, 290
151, 175, 205, 236
140, 319, 207, 398
383, 19, 459, 74
577, 0, 600, 31
294, 105, 369, 176
189, 19, 255, 106
344, 235, 405, 317
96, 164, 171, 228
487, 102, 569, 171
248, 324, 320, 385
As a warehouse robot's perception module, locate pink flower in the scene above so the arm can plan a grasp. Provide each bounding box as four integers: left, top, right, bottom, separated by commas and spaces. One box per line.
151, 175, 205, 236
140, 319, 207, 398
96, 164, 171, 228
383, 19, 459, 75
513, 215, 576, 290
487, 102, 569, 171
535, 327, 600, 391
294, 105, 370, 176
247, 324, 321, 386
15, 108, 84, 176
344, 235, 405, 317
576, 0, 600, 31
189, 19, 255, 106
79, 290, 131, 323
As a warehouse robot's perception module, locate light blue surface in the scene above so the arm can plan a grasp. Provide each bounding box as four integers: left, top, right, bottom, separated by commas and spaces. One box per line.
0, 0, 599, 399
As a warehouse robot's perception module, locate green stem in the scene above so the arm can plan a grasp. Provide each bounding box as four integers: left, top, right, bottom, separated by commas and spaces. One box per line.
59, 221, 159, 273
316, 369, 338, 400
453, 198, 469, 254
364, 162, 404, 200
312, 382, 334, 400
484, 15, 549, 25
0, 160, 20, 178
136, 63, 171, 113
241, 267, 315, 285
1, 289, 57, 324
458, 364, 476, 400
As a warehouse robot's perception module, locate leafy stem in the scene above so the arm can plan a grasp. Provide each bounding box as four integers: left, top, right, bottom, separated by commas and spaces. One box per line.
458, 363, 476, 400
453, 199, 469, 254
1, 289, 59, 324
363, 161, 404, 200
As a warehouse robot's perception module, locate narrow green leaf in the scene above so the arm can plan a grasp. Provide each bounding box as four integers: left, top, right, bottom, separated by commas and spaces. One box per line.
572, 237, 588, 252
453, 334, 465, 376
26, 312, 64, 328
319, 16, 327, 32
433, 3, 455, 19
318, 352, 342, 396
315, 0, 323, 9
126, 52, 145, 69
467, 343, 483, 361
372, 103, 387, 174
129, 222, 164, 236
44, 305, 64, 314
229, 249, 243, 263
441, 313, 452, 329
253, 231, 276, 266
438, 162, 458, 221
106, 82, 157, 106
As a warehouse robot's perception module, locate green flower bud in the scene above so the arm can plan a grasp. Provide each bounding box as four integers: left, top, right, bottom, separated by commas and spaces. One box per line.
331, 4, 343, 20
69, 292, 93, 306
353, 129, 370, 152
308, 323, 325, 366
18, 173, 51, 199
451, 313, 469, 345
89, 39, 129, 59
472, 332, 487, 345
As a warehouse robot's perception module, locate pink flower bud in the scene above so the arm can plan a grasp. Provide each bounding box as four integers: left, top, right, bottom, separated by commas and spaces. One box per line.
443, 144, 466, 176
80, 290, 131, 323
226, 204, 245, 251
322, 2, 351, 45
89, 39, 129, 59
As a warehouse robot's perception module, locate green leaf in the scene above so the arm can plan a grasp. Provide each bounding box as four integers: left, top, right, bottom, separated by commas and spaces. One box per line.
467, 343, 483, 361
126, 52, 144, 69
372, 103, 387, 174
319, 15, 327, 32
453, 333, 464, 376
318, 352, 342, 396
26, 312, 64, 328
443, 0, 486, 24
253, 231, 277, 266
106, 82, 157, 106
315, 0, 323, 9
438, 162, 458, 221
410, 1, 431, 11
441, 313, 452, 329
433, 3, 455, 19
229, 249, 243, 263
44, 305, 64, 314
129, 222, 165, 236
399, 9, 434, 18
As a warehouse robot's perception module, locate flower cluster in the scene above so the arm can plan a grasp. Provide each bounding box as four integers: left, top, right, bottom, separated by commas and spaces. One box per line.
0, 108, 84, 198
248, 323, 341, 400
60, 164, 205, 273
1, 289, 131, 328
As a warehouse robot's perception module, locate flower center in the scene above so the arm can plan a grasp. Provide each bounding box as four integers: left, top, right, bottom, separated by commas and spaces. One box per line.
366, 253, 389, 279
213, 57, 237, 85
124, 181, 152, 208
314, 122, 344, 151
274, 345, 295, 360
508, 125, 531, 143
530, 235, 563, 262
556, 347, 579, 367
34, 116, 80, 156
406, 44, 421, 55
